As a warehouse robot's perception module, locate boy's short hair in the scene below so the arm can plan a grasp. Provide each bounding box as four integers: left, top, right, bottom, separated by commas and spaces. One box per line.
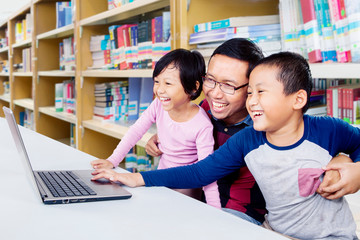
250, 51, 313, 113
210, 38, 264, 78
153, 48, 205, 100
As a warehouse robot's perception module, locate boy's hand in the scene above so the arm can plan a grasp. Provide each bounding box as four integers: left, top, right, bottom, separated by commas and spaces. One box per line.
145, 134, 162, 157
91, 159, 114, 169
91, 169, 145, 187
319, 162, 360, 199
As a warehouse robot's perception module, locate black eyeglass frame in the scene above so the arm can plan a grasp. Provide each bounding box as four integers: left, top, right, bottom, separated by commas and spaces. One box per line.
202, 76, 249, 95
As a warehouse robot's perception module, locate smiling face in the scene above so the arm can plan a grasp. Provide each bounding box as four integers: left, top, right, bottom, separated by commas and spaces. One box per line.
204, 54, 250, 125
153, 63, 192, 114
246, 65, 298, 135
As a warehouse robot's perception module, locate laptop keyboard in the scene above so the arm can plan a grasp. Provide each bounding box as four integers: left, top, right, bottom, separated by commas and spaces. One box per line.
38, 171, 97, 197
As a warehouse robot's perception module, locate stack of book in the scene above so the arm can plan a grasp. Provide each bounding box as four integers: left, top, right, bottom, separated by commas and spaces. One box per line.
106, 11, 170, 70
326, 79, 360, 124
0, 60, 9, 73
22, 47, 32, 72
56, 1, 73, 28
0, 28, 8, 48
279, 0, 360, 63
15, 13, 32, 43
19, 109, 34, 130
54, 79, 76, 114
89, 35, 111, 69
93, 81, 129, 122
59, 36, 75, 71
125, 146, 158, 173
190, 15, 281, 59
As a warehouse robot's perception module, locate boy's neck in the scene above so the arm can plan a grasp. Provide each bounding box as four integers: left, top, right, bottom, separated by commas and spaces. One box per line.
265, 115, 305, 147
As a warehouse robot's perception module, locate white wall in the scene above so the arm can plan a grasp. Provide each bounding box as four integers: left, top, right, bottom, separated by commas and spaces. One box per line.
0, 0, 31, 23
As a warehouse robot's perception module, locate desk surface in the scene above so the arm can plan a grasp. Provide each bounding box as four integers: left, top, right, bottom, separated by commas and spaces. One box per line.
0, 117, 288, 240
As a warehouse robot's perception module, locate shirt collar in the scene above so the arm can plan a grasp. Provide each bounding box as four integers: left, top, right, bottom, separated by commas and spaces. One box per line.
207, 109, 253, 127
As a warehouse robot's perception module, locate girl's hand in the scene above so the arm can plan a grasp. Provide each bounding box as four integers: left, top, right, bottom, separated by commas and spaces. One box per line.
91, 159, 114, 169
318, 162, 360, 199
145, 134, 162, 157
91, 169, 145, 188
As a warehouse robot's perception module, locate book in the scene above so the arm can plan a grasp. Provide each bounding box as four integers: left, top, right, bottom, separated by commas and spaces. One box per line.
328, 0, 352, 62
128, 77, 142, 121
235, 28, 281, 39
314, 0, 337, 62
55, 83, 64, 112
189, 28, 237, 45
344, 0, 360, 62
193, 15, 280, 33
299, 0, 323, 63
139, 78, 154, 117
236, 23, 281, 33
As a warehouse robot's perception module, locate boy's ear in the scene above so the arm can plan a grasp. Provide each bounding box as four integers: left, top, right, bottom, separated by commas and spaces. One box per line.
293, 89, 307, 110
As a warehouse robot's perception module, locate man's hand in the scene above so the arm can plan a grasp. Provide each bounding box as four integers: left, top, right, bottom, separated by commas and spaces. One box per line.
91, 168, 145, 187
145, 134, 162, 157
91, 159, 114, 169
319, 161, 360, 199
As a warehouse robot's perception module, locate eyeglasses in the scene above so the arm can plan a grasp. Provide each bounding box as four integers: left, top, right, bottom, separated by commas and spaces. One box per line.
202, 76, 248, 95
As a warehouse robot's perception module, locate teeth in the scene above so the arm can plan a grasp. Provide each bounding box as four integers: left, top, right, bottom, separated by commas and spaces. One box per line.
212, 102, 227, 108
253, 112, 263, 116
160, 97, 170, 101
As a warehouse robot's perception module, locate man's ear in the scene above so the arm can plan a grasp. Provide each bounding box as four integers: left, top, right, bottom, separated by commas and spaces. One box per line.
293, 89, 307, 110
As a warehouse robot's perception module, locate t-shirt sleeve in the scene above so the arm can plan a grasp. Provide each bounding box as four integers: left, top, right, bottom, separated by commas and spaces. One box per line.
333, 118, 360, 162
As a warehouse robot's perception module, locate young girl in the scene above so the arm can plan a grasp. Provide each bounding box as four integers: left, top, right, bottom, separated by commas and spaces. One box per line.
91, 49, 220, 208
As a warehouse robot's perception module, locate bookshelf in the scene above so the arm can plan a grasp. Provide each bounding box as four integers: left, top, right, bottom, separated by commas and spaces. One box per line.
33, 0, 76, 145
2, 0, 359, 159
7, 3, 33, 123
76, 0, 170, 159
0, 20, 10, 118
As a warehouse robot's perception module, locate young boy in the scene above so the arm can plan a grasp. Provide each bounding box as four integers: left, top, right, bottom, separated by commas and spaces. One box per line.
92, 52, 360, 239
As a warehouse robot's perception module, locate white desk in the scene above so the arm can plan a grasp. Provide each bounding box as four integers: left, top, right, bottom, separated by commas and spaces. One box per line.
0, 117, 287, 240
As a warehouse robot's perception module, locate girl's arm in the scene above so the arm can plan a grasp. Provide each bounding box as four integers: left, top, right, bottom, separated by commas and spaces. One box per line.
106, 99, 158, 167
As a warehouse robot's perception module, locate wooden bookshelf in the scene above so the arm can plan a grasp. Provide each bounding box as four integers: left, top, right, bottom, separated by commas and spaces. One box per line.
39, 106, 77, 124
13, 98, 34, 110
0, 20, 10, 118
1, 0, 359, 159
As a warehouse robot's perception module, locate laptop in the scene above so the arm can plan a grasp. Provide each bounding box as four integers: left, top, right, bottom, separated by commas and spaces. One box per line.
3, 106, 132, 204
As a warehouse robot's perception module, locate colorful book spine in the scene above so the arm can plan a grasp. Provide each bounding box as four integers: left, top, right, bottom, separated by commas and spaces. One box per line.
300, 0, 323, 62
314, 0, 337, 62
328, 0, 352, 62
193, 15, 280, 33
344, 0, 360, 62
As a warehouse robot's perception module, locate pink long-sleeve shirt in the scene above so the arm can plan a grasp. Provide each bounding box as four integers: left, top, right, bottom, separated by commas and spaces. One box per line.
108, 98, 220, 208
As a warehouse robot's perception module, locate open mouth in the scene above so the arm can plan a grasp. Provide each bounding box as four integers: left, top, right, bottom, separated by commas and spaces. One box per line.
159, 97, 170, 103
252, 111, 263, 118
212, 101, 228, 111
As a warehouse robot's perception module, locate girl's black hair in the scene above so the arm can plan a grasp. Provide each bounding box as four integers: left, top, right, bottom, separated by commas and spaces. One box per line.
153, 48, 205, 100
